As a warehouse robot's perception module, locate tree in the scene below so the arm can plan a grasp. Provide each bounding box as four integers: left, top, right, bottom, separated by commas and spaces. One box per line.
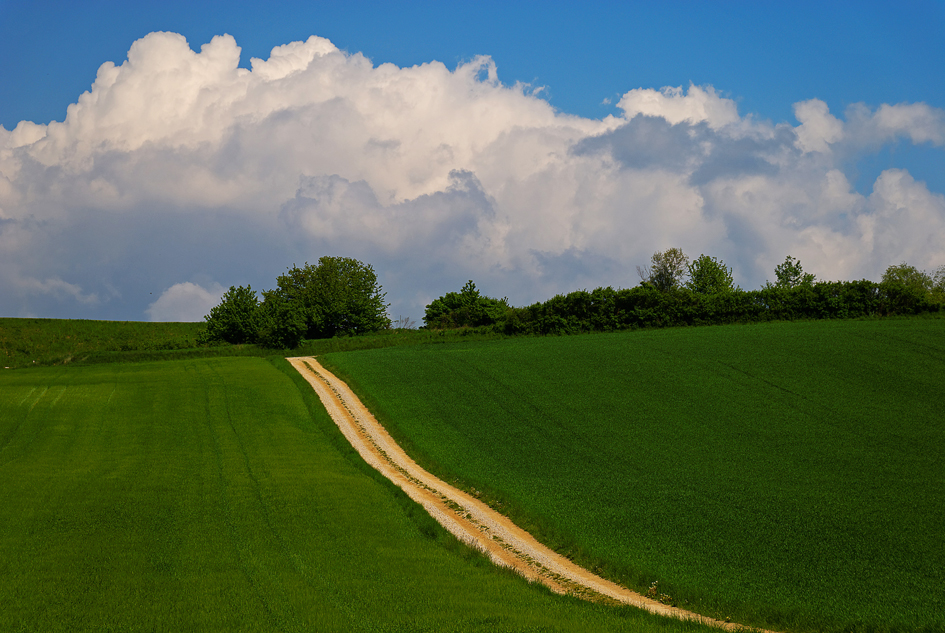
201, 256, 390, 349
686, 255, 735, 294
424, 281, 510, 328
423, 290, 464, 327
274, 256, 391, 339
638, 248, 689, 291
879, 262, 939, 314
202, 285, 259, 344
772, 255, 815, 288
933, 265, 945, 303
882, 262, 933, 293
255, 288, 307, 349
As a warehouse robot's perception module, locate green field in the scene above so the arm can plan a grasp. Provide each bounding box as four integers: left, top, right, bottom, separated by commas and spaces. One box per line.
0, 356, 713, 632
321, 318, 945, 633
0, 318, 207, 368
0, 316, 506, 370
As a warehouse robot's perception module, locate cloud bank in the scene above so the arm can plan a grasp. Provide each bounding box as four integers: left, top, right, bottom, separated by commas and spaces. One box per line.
1, 31, 943, 321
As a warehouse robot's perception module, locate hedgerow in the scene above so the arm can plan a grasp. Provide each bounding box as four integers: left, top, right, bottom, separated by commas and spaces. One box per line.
427, 256, 943, 336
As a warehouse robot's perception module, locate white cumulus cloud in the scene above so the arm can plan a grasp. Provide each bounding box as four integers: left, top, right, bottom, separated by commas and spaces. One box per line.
0, 31, 943, 321
146, 282, 225, 322
793, 99, 844, 153
616, 84, 741, 129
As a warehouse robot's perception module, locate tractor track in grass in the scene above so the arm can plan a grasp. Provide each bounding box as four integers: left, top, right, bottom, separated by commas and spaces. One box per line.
289, 356, 773, 632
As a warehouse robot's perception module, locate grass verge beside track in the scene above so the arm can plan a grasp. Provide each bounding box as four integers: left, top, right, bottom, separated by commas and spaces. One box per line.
0, 356, 711, 632
320, 318, 945, 633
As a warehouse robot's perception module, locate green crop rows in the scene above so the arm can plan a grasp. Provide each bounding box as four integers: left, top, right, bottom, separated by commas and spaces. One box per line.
0, 356, 710, 632
322, 318, 945, 633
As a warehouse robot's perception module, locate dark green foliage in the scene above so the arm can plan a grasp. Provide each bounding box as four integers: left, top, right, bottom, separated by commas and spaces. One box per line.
882, 261, 933, 290
879, 262, 945, 313
478, 277, 941, 337
772, 255, 815, 288
324, 319, 945, 633
500, 287, 623, 336
423, 256, 941, 339
255, 287, 307, 349
494, 280, 940, 336
423, 281, 511, 328
201, 285, 259, 344
933, 264, 945, 303
637, 247, 690, 291
200, 256, 391, 348
685, 254, 735, 294
273, 256, 391, 339
425, 256, 941, 338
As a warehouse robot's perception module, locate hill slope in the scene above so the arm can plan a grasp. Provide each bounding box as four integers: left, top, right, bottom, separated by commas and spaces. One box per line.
0, 356, 711, 632
321, 318, 945, 633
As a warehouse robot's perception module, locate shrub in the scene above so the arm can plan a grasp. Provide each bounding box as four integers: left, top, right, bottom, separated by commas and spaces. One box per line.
255, 289, 307, 349
201, 285, 259, 344
424, 281, 510, 329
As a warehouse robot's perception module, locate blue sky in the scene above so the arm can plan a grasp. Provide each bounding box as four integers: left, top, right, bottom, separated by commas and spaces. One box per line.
4, 1, 944, 188
5, 2, 944, 121
1, 1, 944, 320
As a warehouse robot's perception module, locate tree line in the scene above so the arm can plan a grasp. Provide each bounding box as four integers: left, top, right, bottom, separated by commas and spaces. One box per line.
202, 251, 944, 348
424, 251, 945, 336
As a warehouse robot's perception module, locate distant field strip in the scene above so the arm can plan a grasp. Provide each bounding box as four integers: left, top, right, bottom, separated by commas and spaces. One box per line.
289, 356, 761, 631
0, 357, 717, 632
321, 319, 945, 633
0, 317, 206, 368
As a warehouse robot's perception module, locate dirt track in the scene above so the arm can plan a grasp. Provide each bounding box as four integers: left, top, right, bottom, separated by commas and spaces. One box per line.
289, 356, 773, 631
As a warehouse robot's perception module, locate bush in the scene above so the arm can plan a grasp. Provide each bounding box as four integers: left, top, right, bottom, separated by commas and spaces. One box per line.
273, 257, 391, 339
445, 278, 939, 339
201, 285, 259, 344
201, 256, 391, 349
255, 289, 307, 349
424, 281, 510, 329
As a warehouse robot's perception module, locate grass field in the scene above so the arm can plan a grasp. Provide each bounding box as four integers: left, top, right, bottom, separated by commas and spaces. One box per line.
0, 317, 507, 369
0, 356, 713, 632
321, 318, 945, 633
0, 318, 207, 368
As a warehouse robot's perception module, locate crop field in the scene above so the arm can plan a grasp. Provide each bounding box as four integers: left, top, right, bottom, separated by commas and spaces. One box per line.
0, 318, 207, 368
321, 318, 945, 633
0, 356, 711, 632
